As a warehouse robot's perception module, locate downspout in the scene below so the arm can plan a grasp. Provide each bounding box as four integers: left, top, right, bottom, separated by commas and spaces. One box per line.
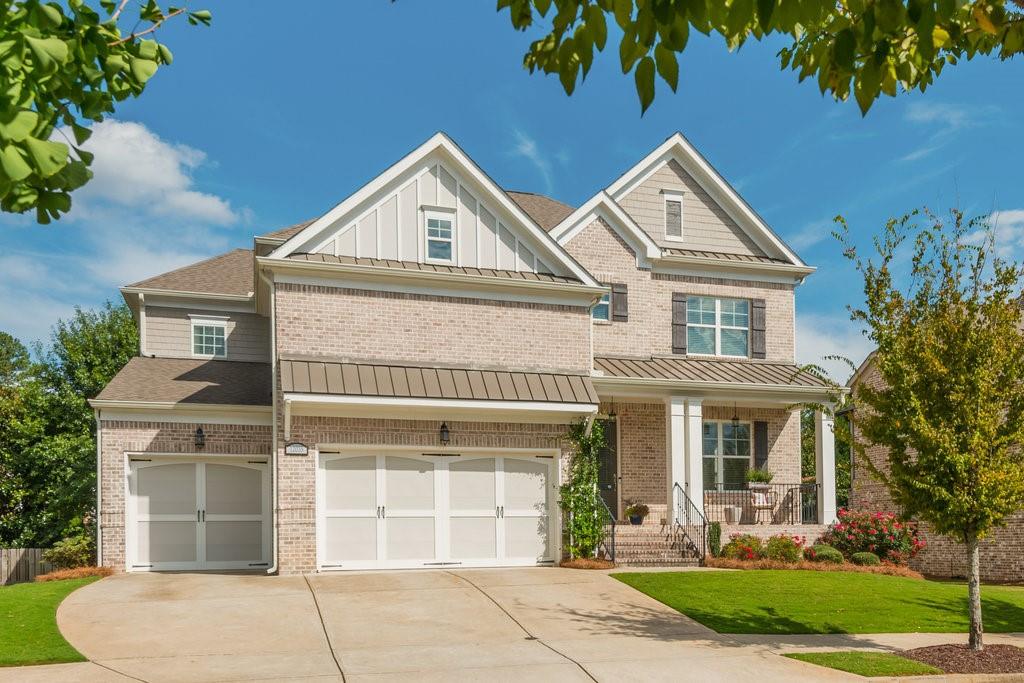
94, 408, 102, 567
259, 269, 279, 576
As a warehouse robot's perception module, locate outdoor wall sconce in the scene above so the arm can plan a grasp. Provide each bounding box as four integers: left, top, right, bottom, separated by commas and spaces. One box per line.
731, 403, 740, 430
439, 422, 450, 446
195, 427, 206, 449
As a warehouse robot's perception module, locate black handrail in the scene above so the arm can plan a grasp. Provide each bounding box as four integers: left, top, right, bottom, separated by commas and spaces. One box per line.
702, 482, 821, 525
596, 494, 616, 562
673, 482, 707, 563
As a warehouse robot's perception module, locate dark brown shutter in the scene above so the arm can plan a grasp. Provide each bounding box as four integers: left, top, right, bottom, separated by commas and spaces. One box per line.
753, 421, 769, 469
671, 293, 687, 354
751, 298, 766, 359
611, 283, 628, 322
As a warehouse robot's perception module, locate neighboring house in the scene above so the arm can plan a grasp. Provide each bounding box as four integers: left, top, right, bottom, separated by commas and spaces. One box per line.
849, 353, 1024, 582
90, 132, 838, 574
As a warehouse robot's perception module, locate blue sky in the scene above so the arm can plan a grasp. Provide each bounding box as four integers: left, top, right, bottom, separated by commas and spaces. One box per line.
1, 2, 1021, 378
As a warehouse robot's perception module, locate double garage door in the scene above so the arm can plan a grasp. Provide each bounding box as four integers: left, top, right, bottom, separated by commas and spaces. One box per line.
126, 458, 271, 571
318, 453, 555, 570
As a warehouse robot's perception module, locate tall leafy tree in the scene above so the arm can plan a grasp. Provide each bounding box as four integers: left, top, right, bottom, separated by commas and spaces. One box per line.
499, 0, 1024, 113
800, 408, 852, 508
0, 302, 136, 548
1, 1, 210, 223
838, 209, 1024, 651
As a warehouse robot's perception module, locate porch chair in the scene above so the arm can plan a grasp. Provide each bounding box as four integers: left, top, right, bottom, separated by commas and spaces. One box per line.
750, 489, 777, 524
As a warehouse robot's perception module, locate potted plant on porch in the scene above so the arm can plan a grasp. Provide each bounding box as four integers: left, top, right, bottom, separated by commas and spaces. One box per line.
745, 466, 774, 491
624, 501, 649, 526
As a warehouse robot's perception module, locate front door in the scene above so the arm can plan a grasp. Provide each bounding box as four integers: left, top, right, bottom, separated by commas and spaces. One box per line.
597, 419, 618, 518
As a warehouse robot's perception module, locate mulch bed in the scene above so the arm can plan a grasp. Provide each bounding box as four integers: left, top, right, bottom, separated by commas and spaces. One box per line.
705, 556, 923, 578
902, 644, 1024, 674
559, 557, 616, 570
35, 566, 113, 582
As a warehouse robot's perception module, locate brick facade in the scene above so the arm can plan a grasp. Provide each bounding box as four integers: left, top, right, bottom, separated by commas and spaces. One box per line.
274, 282, 591, 373
98, 420, 272, 572
850, 359, 1024, 583
562, 218, 796, 362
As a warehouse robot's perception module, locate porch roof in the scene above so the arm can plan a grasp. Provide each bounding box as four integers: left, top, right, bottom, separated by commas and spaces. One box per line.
593, 356, 829, 389
280, 358, 600, 404
92, 357, 272, 406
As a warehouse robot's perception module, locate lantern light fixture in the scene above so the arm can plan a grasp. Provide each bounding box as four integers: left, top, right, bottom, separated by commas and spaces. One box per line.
439, 422, 450, 446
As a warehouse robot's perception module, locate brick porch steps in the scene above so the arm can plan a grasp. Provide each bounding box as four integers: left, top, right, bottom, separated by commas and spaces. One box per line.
606, 523, 702, 567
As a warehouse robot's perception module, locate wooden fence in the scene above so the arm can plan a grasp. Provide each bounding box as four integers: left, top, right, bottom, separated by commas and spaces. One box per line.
1, 548, 52, 586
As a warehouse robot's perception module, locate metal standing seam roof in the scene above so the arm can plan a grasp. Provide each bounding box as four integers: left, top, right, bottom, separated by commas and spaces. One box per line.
593, 356, 829, 388
280, 359, 600, 404
661, 248, 792, 265
285, 253, 584, 284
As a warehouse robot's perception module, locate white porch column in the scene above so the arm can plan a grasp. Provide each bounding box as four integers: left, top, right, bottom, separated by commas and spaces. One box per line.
685, 398, 704, 517
814, 409, 837, 524
667, 396, 686, 521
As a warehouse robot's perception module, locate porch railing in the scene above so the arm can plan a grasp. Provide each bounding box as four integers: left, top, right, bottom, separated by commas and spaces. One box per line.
596, 495, 616, 562
703, 482, 820, 525
673, 483, 707, 562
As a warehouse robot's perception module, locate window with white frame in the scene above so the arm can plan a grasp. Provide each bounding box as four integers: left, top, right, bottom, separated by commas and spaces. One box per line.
425, 210, 454, 263
686, 296, 749, 357
191, 318, 227, 358
702, 420, 751, 490
592, 291, 611, 322
664, 191, 683, 240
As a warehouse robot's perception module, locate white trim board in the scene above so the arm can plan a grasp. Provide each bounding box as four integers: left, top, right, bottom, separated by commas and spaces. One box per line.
549, 191, 661, 266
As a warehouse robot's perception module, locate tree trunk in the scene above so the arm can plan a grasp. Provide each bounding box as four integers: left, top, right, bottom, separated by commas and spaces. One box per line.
967, 534, 983, 651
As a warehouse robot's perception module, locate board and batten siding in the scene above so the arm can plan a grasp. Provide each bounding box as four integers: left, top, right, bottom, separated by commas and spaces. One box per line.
315, 163, 553, 275
618, 159, 766, 255
145, 306, 270, 362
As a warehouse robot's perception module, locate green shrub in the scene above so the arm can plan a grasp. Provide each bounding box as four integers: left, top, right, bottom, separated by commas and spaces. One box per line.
721, 534, 765, 561
765, 534, 805, 563
708, 522, 722, 557
43, 534, 93, 569
820, 509, 925, 565
805, 544, 843, 564
745, 466, 775, 484
851, 551, 881, 566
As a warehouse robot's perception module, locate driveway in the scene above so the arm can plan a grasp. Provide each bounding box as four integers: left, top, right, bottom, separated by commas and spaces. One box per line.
4, 568, 855, 682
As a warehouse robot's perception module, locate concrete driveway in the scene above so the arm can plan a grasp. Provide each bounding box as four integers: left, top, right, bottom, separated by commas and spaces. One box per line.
4, 568, 856, 682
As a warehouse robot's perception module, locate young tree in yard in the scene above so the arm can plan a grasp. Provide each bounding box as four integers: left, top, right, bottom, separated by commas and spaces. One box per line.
801, 408, 851, 508
0, 302, 136, 548
498, 1, 1024, 114
838, 209, 1024, 651
1, 1, 210, 223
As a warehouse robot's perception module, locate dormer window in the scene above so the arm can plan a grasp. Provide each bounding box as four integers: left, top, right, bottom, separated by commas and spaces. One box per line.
190, 315, 227, 358
664, 191, 683, 241
425, 209, 455, 263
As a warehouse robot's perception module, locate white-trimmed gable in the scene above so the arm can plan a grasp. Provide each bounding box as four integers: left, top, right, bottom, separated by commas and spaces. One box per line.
270, 133, 598, 286
550, 191, 661, 268
606, 133, 806, 266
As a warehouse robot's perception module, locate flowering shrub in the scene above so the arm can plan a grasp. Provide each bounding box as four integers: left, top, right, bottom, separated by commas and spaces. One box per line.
820, 509, 925, 565
765, 534, 806, 563
721, 534, 765, 561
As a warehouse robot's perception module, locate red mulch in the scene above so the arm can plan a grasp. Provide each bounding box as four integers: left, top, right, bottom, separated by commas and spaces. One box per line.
559, 558, 616, 570
705, 556, 923, 578
902, 644, 1024, 674
35, 566, 113, 582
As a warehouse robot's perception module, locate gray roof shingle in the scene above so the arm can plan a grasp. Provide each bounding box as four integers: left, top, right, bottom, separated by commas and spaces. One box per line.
125, 249, 255, 297
95, 357, 272, 405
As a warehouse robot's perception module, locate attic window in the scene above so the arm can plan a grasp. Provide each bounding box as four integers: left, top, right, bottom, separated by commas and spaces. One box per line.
190, 316, 228, 358
425, 210, 455, 263
664, 191, 683, 240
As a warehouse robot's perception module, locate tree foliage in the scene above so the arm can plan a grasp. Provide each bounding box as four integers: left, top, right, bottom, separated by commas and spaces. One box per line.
801, 408, 852, 508
0, 1, 210, 223
0, 302, 136, 548
560, 419, 608, 559
498, 0, 1024, 114
838, 208, 1024, 649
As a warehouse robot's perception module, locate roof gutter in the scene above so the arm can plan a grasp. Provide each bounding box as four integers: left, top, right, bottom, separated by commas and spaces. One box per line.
120, 287, 254, 302
87, 399, 271, 412
652, 254, 816, 280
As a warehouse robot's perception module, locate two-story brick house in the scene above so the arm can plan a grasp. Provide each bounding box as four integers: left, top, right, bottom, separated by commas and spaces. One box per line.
91, 133, 838, 573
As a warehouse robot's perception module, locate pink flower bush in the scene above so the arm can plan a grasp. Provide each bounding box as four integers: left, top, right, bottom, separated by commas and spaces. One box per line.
821, 509, 925, 565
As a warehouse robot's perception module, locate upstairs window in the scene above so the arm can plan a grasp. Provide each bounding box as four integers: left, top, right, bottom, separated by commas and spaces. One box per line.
191, 316, 227, 358
686, 296, 749, 357
664, 191, 683, 240
425, 210, 454, 263
592, 291, 611, 322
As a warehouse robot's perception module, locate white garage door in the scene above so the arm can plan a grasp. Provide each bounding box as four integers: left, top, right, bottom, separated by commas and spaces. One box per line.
127, 458, 271, 571
318, 453, 554, 570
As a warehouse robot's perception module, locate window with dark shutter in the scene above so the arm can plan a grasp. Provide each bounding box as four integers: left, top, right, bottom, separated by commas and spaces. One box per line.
611, 283, 628, 322
753, 421, 769, 469
751, 299, 767, 359
671, 293, 687, 354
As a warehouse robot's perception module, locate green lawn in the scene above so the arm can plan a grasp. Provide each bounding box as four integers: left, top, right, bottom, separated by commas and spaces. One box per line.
784, 651, 943, 677
0, 578, 99, 667
613, 570, 1024, 634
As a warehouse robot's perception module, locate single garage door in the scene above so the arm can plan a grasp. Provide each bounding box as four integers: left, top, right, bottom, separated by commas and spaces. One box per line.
318, 452, 554, 570
126, 457, 271, 571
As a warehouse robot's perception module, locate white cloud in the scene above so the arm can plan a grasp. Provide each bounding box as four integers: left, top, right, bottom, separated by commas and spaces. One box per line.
510, 129, 554, 194
796, 312, 874, 384
966, 209, 1024, 258
61, 120, 237, 225
898, 102, 998, 164
904, 102, 972, 131
786, 219, 835, 251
